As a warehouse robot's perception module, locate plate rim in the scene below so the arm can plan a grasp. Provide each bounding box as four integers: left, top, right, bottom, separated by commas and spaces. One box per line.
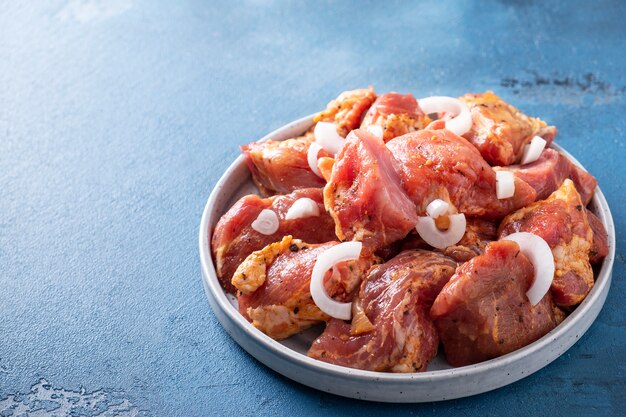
198, 114, 616, 394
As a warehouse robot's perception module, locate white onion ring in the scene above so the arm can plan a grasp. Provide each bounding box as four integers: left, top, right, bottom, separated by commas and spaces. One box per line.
502, 232, 555, 306
310, 242, 362, 320
314, 122, 344, 155
418, 96, 473, 136
496, 170, 515, 199
366, 125, 384, 140
426, 199, 450, 218
285, 198, 320, 220
415, 213, 466, 249
307, 142, 323, 178
520, 136, 547, 165
251, 209, 279, 235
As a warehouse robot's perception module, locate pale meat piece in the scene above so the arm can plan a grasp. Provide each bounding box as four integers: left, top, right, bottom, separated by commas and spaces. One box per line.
587, 209, 609, 264
241, 133, 329, 196
211, 188, 336, 293
231, 237, 291, 295
499, 179, 594, 306
324, 129, 419, 253
460, 91, 557, 166
236, 237, 376, 340
386, 123, 537, 219
431, 240, 565, 367
314, 87, 378, 137
308, 250, 457, 372
496, 148, 597, 205
360, 92, 431, 142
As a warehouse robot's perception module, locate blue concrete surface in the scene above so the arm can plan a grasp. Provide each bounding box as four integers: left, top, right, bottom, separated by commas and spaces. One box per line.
1, 1, 624, 416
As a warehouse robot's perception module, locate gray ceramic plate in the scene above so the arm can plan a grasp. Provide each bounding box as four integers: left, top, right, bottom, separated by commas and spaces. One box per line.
198, 115, 616, 402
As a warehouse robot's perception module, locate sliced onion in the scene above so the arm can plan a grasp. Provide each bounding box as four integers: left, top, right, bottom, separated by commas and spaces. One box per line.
350, 298, 374, 335
317, 156, 335, 181
520, 136, 547, 164
426, 199, 450, 218
251, 209, 279, 235
496, 170, 515, 199
307, 142, 323, 177
366, 124, 384, 140
314, 122, 344, 155
285, 198, 320, 220
502, 232, 555, 306
310, 242, 362, 320
415, 213, 466, 249
418, 96, 472, 136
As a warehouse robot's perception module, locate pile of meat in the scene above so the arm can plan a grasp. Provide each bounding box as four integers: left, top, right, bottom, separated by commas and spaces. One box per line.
211, 89, 609, 371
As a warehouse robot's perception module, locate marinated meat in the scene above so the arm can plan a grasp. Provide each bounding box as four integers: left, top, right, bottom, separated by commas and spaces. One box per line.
386, 124, 537, 219
308, 251, 457, 372
496, 148, 597, 205
211, 188, 336, 292
241, 134, 328, 196
460, 91, 557, 166
314, 87, 377, 137
587, 209, 609, 264
236, 237, 376, 340
499, 179, 594, 306
214, 87, 607, 372
324, 129, 419, 253
431, 240, 565, 367
360, 92, 431, 142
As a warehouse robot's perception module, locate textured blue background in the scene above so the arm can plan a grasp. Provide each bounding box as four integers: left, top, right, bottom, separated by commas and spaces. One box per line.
1, 1, 624, 416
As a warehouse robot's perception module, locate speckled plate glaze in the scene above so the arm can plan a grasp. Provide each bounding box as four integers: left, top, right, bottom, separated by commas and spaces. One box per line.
199, 115, 616, 402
